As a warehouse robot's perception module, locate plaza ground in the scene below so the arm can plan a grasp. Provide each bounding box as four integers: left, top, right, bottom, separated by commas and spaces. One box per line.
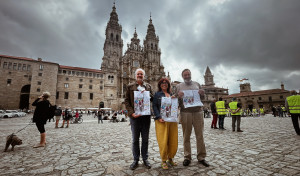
0, 114, 299, 176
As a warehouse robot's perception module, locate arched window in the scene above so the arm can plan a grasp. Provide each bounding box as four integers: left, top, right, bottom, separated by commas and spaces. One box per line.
116, 34, 119, 41
110, 33, 113, 41
151, 43, 153, 49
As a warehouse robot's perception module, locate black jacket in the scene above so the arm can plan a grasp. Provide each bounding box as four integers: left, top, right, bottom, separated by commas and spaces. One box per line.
32, 98, 50, 124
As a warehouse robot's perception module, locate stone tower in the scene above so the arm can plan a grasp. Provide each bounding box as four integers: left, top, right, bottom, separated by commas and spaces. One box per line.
143, 15, 164, 88
240, 83, 251, 92
204, 66, 215, 86
100, 3, 123, 108
101, 3, 123, 72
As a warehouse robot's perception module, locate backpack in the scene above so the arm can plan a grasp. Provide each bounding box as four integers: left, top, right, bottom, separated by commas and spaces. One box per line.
54, 109, 61, 116
48, 104, 57, 120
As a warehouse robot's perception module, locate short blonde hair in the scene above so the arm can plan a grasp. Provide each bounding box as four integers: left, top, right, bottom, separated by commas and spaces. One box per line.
42, 92, 51, 99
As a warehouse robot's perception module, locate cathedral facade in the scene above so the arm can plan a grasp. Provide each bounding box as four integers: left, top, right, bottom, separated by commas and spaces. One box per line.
101, 4, 167, 102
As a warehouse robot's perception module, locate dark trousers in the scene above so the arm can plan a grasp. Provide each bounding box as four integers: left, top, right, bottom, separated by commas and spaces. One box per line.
130, 115, 151, 161
211, 113, 218, 128
36, 122, 45, 133
98, 116, 103, 124
291, 114, 300, 135
218, 115, 225, 129
279, 111, 283, 117
283, 111, 287, 117
232, 115, 241, 130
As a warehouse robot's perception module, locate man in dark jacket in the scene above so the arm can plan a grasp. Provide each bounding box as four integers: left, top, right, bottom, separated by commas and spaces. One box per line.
210, 99, 218, 129
125, 68, 153, 170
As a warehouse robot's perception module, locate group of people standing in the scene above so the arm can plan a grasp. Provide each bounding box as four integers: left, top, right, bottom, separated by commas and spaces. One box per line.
125, 68, 209, 170
210, 97, 243, 132
272, 105, 288, 117
54, 107, 79, 128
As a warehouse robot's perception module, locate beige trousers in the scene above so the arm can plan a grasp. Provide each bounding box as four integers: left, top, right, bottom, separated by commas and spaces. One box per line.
181, 111, 206, 161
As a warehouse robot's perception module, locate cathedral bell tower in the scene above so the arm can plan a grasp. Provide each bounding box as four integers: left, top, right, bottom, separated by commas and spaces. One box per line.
101, 3, 123, 72
204, 66, 215, 87
143, 15, 162, 82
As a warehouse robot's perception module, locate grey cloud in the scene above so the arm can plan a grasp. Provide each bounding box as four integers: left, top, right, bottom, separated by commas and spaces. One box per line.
0, 0, 299, 93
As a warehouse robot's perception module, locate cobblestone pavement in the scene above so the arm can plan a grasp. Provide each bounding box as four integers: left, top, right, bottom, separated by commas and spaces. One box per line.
0, 114, 299, 176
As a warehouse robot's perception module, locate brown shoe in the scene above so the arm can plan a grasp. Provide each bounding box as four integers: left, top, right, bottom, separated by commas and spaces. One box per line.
237, 130, 243, 132
66, 125, 69, 128
60, 126, 64, 128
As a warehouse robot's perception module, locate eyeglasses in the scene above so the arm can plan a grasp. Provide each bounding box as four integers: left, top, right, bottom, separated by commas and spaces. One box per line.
161, 82, 168, 85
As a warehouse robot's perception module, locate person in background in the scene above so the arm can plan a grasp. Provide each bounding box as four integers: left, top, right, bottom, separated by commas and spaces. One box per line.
216, 97, 226, 130
286, 90, 300, 135
32, 92, 51, 148
75, 110, 79, 123
61, 107, 71, 128
210, 99, 218, 129
54, 106, 62, 128
98, 109, 103, 124
229, 98, 243, 132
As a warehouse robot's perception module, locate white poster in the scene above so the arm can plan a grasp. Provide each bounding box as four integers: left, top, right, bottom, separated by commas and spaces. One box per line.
134, 91, 151, 115
182, 90, 203, 108
161, 97, 178, 122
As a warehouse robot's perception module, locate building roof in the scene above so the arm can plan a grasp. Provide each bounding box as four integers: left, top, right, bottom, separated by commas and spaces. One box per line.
0, 54, 103, 73
0, 54, 58, 65
202, 85, 228, 90
225, 89, 290, 98
0, 54, 36, 61
59, 65, 103, 73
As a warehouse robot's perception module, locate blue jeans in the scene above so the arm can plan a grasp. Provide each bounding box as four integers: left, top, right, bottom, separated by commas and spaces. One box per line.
130, 116, 151, 161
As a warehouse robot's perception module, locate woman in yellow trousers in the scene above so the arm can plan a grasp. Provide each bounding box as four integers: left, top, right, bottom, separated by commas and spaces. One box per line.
152, 78, 178, 169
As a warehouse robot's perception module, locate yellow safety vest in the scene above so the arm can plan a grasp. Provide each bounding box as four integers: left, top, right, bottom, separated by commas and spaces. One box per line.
287, 95, 300, 114
229, 101, 241, 115
260, 108, 264, 113
281, 107, 286, 111
253, 108, 257, 113
216, 101, 226, 115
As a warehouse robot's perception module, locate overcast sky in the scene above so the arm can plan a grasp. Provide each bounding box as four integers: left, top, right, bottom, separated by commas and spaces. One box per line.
0, 0, 299, 94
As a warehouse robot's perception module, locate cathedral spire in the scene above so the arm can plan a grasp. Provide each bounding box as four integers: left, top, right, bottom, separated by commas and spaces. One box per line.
204, 66, 215, 86
205, 66, 212, 75
134, 26, 137, 38
108, 2, 119, 28
146, 13, 156, 40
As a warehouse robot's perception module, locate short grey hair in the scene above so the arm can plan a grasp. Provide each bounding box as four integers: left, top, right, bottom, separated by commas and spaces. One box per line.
135, 68, 145, 77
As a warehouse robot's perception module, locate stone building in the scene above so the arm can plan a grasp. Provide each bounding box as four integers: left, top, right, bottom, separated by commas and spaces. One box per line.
223, 82, 291, 112
0, 4, 167, 111
0, 55, 58, 110
201, 66, 229, 107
